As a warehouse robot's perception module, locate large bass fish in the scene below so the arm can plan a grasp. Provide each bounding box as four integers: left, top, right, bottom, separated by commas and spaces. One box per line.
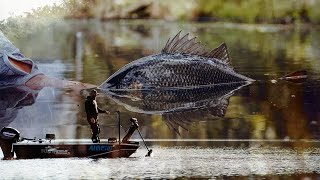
100, 31, 254, 89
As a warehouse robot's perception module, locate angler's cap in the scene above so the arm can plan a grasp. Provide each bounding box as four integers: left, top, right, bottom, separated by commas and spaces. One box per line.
90, 89, 99, 95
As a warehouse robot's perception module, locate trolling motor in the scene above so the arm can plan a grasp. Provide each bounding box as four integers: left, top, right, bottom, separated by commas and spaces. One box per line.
122, 118, 139, 143
136, 126, 153, 157
115, 111, 153, 157
0, 127, 20, 160
125, 118, 152, 157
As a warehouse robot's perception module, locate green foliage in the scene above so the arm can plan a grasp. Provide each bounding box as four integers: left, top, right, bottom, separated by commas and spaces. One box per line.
28, 4, 67, 18
308, 0, 320, 23
1, 0, 320, 24
61, 0, 96, 18
197, 0, 320, 24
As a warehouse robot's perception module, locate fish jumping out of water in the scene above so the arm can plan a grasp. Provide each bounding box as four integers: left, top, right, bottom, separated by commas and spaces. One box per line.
99, 31, 255, 90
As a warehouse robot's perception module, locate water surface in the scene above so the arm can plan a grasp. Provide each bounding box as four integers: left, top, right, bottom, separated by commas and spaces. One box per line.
1, 20, 320, 178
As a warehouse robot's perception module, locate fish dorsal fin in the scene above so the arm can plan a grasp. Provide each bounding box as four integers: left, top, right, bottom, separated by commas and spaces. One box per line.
205, 43, 230, 65
162, 32, 231, 65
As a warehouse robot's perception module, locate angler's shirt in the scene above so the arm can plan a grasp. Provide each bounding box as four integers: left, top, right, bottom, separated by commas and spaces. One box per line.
85, 96, 106, 120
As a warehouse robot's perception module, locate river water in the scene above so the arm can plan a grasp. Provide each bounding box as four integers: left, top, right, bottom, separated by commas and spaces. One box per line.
0, 20, 320, 179
1, 146, 319, 179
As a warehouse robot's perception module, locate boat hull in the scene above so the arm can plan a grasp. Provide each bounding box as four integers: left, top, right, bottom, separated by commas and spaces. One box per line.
13, 141, 139, 159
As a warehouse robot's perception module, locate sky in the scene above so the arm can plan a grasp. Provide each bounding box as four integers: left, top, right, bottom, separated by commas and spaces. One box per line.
0, 0, 62, 20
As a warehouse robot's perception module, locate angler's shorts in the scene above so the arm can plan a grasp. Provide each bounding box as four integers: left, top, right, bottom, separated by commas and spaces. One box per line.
0, 86, 39, 127
0, 31, 42, 87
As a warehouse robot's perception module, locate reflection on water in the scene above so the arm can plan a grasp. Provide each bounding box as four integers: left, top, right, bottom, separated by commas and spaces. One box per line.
1, 20, 320, 142
102, 82, 250, 133
102, 83, 250, 115
0, 20, 319, 177
0, 146, 319, 179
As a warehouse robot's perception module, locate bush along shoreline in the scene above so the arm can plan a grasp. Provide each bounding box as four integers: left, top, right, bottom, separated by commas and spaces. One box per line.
58, 0, 320, 25
1, 0, 320, 25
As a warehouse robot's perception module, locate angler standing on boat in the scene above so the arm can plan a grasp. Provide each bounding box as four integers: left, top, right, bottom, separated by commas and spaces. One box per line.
85, 89, 110, 143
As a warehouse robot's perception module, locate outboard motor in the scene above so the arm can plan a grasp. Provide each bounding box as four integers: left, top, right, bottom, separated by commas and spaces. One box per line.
0, 127, 20, 160
122, 118, 139, 142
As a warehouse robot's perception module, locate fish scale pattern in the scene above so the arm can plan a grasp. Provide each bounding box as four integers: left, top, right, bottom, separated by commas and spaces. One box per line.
100, 32, 254, 90
122, 54, 251, 88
